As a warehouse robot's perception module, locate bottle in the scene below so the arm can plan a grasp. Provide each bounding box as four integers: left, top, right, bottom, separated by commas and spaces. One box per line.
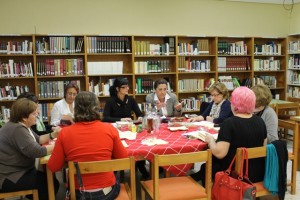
131, 124, 136, 133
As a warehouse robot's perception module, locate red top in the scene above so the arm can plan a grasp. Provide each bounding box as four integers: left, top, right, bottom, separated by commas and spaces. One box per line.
47, 121, 128, 189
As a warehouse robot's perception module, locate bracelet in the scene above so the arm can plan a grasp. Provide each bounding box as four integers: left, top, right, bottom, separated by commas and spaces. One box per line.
49, 132, 55, 140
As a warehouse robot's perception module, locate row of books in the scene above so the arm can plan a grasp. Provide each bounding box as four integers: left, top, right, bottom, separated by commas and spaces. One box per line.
38, 103, 54, 121
37, 58, 84, 76
178, 78, 214, 92
254, 42, 282, 55
253, 76, 277, 88
0, 60, 33, 77
0, 40, 33, 54
134, 60, 171, 74
218, 76, 240, 90
0, 85, 30, 101
134, 38, 175, 56
178, 57, 211, 72
86, 36, 131, 54
218, 41, 247, 55
288, 55, 300, 69
89, 78, 116, 97
37, 80, 80, 99
0, 106, 10, 123
177, 39, 210, 55
288, 40, 300, 53
287, 70, 300, 85
87, 61, 123, 75
253, 58, 281, 71
288, 86, 300, 98
181, 97, 204, 111
218, 57, 251, 71
36, 37, 84, 54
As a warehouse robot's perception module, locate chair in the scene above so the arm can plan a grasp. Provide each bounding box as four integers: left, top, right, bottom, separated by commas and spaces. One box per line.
0, 189, 39, 200
140, 150, 212, 200
68, 157, 136, 200
235, 146, 271, 197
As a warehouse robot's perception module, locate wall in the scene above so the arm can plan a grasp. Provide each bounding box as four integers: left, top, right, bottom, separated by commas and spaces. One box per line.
0, 0, 292, 37
289, 3, 300, 34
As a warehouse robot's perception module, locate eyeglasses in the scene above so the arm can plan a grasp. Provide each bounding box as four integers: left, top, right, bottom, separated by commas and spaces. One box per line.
120, 85, 130, 89
210, 93, 221, 97
67, 92, 77, 97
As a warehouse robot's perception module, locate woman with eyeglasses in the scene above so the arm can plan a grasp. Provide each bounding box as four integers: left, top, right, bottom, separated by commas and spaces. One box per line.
0, 98, 60, 200
188, 82, 233, 124
50, 83, 79, 126
102, 77, 143, 122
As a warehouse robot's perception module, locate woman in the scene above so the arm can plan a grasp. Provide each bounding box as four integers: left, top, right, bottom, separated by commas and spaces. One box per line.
50, 83, 79, 126
252, 84, 278, 143
17, 92, 53, 135
191, 87, 267, 185
102, 77, 143, 122
188, 82, 232, 124
0, 98, 60, 200
102, 78, 148, 179
48, 91, 128, 200
146, 79, 182, 117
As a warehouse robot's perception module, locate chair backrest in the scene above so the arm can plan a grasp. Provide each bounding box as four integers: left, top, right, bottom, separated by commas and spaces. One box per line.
275, 102, 300, 118
68, 157, 136, 200
153, 150, 212, 200
235, 146, 267, 173
0, 189, 39, 200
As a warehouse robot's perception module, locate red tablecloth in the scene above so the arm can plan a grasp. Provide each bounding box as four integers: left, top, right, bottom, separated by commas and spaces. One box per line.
126, 123, 217, 176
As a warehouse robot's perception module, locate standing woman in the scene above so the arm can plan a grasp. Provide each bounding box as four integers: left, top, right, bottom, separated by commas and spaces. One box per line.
188, 82, 232, 124
102, 77, 143, 122
146, 79, 182, 117
50, 83, 79, 126
0, 98, 60, 200
252, 84, 278, 143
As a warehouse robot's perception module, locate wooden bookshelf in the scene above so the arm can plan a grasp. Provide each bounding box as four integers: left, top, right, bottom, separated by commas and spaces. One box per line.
0, 34, 288, 118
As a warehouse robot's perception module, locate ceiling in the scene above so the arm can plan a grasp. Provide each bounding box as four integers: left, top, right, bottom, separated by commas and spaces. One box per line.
225, 0, 300, 4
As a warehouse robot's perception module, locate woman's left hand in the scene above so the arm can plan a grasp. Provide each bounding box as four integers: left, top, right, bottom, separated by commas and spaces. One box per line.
174, 102, 182, 111
137, 117, 143, 122
206, 116, 213, 122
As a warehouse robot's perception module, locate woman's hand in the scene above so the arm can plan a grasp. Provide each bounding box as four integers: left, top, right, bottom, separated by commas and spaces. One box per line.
155, 100, 165, 110
61, 114, 74, 124
206, 116, 213, 122
137, 117, 143, 122
121, 118, 132, 122
174, 102, 183, 111
187, 116, 204, 122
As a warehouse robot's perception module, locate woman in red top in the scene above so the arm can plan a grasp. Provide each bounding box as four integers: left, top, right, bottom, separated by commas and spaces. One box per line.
48, 91, 128, 200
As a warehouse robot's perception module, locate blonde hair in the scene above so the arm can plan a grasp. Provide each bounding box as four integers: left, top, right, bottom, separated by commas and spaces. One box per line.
208, 82, 229, 99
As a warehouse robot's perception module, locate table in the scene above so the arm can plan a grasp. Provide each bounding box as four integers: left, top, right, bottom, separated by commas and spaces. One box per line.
40, 122, 216, 200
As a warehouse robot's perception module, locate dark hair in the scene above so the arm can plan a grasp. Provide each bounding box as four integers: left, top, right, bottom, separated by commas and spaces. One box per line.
10, 98, 38, 123
17, 92, 38, 103
74, 91, 101, 122
109, 77, 129, 97
154, 79, 168, 90
64, 83, 80, 98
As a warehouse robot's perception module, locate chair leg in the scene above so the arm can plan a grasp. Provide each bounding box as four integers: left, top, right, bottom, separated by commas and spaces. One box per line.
141, 188, 146, 200
291, 159, 296, 194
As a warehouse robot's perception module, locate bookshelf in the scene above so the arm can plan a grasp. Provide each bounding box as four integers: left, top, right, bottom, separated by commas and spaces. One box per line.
287, 34, 300, 102
0, 34, 288, 120
253, 37, 286, 100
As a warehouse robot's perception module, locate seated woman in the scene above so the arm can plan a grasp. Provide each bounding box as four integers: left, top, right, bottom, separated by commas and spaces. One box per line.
191, 86, 267, 185
48, 92, 128, 200
146, 79, 182, 117
17, 92, 53, 135
102, 77, 143, 122
0, 98, 60, 200
252, 84, 278, 143
188, 82, 232, 124
50, 83, 79, 126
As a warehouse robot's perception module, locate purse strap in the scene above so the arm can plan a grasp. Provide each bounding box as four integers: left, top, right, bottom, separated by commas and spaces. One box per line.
74, 162, 85, 193
241, 147, 250, 179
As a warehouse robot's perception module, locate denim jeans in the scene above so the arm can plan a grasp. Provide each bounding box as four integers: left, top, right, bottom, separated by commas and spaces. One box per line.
75, 177, 120, 200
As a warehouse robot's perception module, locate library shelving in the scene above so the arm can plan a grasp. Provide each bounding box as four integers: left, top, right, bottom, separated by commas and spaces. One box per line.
287, 34, 300, 102
0, 34, 289, 119
253, 37, 286, 100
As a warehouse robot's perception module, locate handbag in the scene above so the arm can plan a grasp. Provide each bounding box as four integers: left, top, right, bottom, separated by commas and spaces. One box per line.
65, 162, 86, 200
212, 147, 256, 200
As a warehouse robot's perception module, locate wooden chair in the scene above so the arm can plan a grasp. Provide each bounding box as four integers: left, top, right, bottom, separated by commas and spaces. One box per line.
68, 157, 136, 200
140, 150, 212, 200
0, 189, 39, 200
235, 146, 271, 197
